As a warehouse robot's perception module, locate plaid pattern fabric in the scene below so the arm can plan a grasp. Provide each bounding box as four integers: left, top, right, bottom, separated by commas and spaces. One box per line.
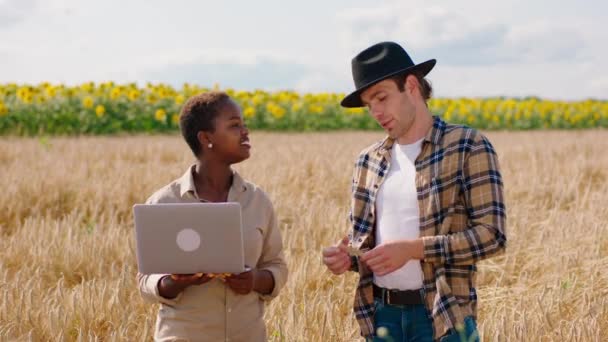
348, 116, 507, 340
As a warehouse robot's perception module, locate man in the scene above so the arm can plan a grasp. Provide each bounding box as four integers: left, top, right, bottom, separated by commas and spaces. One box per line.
322, 41, 506, 341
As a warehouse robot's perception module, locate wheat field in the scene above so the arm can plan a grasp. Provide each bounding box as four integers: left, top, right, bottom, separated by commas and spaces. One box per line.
0, 130, 607, 341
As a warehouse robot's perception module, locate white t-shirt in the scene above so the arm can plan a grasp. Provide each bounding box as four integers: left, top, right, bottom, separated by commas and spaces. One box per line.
374, 138, 424, 290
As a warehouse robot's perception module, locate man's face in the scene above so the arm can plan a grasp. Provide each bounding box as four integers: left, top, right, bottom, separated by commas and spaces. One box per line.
360, 77, 416, 140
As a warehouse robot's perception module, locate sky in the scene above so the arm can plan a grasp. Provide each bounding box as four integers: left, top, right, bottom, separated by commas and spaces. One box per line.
1, 0, 607, 100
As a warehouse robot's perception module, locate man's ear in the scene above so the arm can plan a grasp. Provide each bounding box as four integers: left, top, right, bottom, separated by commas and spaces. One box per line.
405, 74, 418, 95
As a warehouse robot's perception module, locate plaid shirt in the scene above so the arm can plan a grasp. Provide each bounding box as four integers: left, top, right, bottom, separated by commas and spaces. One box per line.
347, 116, 507, 340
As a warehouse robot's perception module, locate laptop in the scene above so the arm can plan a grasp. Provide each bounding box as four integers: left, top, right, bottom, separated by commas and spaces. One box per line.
133, 202, 246, 275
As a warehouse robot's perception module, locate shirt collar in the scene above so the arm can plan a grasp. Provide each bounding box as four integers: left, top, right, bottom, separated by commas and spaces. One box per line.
374, 115, 446, 155
178, 164, 247, 199
425, 115, 447, 145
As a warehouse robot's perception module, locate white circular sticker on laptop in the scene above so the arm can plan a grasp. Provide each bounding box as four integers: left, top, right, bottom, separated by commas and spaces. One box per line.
176, 228, 201, 252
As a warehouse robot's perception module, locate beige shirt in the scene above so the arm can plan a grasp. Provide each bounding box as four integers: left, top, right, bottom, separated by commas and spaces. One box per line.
137, 165, 288, 342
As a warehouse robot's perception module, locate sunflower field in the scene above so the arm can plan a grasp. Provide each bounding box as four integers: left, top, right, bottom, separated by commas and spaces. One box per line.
0, 82, 606, 135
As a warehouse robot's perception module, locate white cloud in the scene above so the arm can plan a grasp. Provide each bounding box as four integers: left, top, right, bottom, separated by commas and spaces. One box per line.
293, 70, 350, 94
337, 2, 507, 59
431, 60, 607, 100
143, 57, 309, 90
335, 0, 607, 99
503, 22, 586, 63
0, 0, 605, 99
337, 1, 588, 66
0, 0, 38, 27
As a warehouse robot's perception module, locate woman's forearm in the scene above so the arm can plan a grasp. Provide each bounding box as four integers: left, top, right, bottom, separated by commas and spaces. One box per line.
254, 270, 275, 295
158, 275, 188, 299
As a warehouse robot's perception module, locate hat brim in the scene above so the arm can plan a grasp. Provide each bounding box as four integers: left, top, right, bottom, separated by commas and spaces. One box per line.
340, 59, 436, 108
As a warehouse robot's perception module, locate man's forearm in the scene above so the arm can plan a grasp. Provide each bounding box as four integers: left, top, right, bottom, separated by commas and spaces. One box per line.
396, 239, 425, 260
409, 238, 425, 260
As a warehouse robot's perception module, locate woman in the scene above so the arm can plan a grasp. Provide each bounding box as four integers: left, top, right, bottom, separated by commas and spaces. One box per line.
137, 91, 288, 341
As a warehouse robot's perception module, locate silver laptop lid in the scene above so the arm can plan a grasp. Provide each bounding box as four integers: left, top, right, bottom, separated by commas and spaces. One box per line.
133, 202, 245, 274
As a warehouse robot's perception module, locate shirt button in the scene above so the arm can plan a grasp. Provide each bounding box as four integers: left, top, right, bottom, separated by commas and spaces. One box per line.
228, 308, 232, 313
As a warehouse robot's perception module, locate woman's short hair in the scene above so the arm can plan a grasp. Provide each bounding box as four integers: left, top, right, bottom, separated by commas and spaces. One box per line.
179, 91, 231, 156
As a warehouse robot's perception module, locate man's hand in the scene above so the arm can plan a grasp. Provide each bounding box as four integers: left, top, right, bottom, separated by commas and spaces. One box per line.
361, 239, 424, 276
322, 236, 352, 275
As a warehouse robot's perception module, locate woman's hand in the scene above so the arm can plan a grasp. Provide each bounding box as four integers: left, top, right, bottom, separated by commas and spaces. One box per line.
171, 273, 213, 285
158, 273, 212, 299
225, 269, 256, 295
225, 268, 276, 295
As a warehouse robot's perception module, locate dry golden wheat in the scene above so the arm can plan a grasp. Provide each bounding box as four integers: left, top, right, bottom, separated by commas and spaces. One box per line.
0, 130, 607, 341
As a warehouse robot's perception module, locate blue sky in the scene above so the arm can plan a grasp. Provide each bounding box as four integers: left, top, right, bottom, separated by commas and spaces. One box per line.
1, 0, 607, 99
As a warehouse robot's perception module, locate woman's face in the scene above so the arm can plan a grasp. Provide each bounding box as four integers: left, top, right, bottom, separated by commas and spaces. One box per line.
204, 99, 251, 164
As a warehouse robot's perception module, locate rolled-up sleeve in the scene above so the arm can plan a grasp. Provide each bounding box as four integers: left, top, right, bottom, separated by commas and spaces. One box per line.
256, 204, 288, 301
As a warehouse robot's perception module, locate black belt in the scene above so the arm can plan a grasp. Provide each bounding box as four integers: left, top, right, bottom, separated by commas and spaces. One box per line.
373, 284, 424, 306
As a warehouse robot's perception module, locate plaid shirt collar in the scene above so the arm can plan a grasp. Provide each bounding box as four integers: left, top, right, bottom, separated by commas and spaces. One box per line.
373, 115, 447, 154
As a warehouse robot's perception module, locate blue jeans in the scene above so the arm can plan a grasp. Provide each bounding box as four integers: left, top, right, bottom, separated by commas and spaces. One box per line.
366, 299, 479, 342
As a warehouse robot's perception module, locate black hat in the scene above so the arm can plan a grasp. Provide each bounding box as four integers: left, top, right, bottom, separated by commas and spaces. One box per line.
341, 41, 436, 108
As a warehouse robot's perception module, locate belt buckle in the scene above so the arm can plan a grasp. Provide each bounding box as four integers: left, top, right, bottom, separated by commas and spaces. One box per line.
384, 289, 392, 305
